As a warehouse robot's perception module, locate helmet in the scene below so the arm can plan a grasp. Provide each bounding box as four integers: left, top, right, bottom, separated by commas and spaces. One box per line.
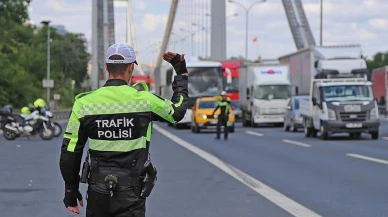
221, 91, 227, 96
21, 107, 31, 114
34, 98, 47, 108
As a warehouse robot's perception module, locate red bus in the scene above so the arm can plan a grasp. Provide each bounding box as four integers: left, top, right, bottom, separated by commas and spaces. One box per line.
221, 61, 243, 101
130, 75, 151, 91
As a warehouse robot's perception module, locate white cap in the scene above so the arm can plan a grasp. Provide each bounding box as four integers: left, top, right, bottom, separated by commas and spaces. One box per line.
221, 91, 227, 95
105, 43, 138, 65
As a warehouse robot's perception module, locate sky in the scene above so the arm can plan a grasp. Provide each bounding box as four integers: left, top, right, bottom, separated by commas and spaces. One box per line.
28, 0, 388, 64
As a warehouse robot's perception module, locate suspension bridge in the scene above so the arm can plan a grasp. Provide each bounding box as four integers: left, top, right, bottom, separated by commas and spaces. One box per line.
90, 0, 315, 89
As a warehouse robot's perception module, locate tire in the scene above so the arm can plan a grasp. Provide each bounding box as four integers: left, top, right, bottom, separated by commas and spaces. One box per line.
229, 126, 235, 133
3, 128, 18, 140
371, 131, 379, 140
39, 127, 54, 140
242, 112, 250, 127
53, 122, 62, 137
320, 125, 328, 140
250, 117, 256, 128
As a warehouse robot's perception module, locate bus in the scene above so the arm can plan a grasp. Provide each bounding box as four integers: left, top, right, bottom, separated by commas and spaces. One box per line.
162, 57, 223, 128
221, 60, 242, 101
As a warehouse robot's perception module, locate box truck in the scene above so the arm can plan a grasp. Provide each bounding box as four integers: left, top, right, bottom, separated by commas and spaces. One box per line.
239, 63, 291, 126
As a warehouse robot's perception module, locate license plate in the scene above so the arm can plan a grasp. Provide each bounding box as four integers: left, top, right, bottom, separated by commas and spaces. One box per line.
346, 123, 362, 128
210, 121, 217, 124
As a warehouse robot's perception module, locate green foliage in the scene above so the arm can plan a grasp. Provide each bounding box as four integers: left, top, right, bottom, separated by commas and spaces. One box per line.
0, 0, 90, 108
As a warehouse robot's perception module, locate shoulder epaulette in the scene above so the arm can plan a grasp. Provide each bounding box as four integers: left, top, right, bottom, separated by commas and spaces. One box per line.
75, 90, 95, 100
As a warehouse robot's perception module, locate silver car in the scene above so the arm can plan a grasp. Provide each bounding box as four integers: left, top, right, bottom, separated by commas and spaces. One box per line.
284, 95, 309, 132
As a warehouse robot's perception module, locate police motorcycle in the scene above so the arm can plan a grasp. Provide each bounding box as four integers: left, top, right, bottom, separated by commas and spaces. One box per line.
0, 105, 13, 131
2, 106, 55, 141
25, 104, 62, 137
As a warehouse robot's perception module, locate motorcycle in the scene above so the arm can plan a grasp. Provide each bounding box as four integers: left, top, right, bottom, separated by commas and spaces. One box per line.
26, 104, 62, 137
3, 109, 55, 140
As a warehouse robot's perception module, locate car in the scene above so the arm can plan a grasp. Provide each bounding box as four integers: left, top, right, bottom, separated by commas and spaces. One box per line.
191, 96, 235, 133
230, 100, 241, 120
284, 95, 309, 132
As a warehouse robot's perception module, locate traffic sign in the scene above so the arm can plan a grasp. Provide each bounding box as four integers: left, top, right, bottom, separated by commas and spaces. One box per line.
43, 79, 54, 88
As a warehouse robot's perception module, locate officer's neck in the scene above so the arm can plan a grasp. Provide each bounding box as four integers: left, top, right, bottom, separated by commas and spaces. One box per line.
108, 75, 130, 84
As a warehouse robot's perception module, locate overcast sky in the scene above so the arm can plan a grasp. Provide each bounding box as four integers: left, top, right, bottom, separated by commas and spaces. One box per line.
28, 0, 388, 64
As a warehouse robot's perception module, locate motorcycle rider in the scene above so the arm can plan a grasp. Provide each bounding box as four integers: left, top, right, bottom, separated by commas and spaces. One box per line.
212, 91, 231, 140
59, 43, 188, 217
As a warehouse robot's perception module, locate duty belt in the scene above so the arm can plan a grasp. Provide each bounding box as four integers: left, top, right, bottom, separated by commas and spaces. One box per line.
88, 169, 141, 186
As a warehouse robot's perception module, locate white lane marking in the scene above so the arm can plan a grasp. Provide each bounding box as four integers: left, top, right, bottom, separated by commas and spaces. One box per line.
282, 139, 311, 148
346, 153, 388, 165
154, 124, 322, 217
245, 131, 263, 137
382, 137, 388, 141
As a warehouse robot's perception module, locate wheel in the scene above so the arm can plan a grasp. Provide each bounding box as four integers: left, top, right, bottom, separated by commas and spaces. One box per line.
371, 131, 379, 140
39, 127, 54, 140
320, 125, 328, 140
242, 112, 250, 127
3, 128, 18, 140
229, 126, 235, 133
290, 120, 297, 132
53, 122, 62, 137
284, 122, 290, 131
250, 117, 256, 128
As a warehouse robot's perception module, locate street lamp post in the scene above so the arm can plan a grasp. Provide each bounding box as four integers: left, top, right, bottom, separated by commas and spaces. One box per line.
228, 0, 266, 61
41, 20, 51, 105
320, 0, 323, 46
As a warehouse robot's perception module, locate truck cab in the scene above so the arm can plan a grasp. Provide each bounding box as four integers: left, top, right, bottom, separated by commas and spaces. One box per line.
301, 71, 380, 140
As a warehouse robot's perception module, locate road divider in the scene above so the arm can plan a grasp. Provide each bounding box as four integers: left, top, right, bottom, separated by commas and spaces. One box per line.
154, 124, 322, 217
282, 139, 311, 148
346, 153, 388, 165
245, 131, 263, 137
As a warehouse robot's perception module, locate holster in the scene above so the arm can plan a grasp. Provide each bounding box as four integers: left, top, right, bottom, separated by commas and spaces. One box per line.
139, 161, 157, 198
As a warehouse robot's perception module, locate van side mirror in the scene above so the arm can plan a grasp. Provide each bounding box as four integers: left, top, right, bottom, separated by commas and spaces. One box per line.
312, 97, 317, 106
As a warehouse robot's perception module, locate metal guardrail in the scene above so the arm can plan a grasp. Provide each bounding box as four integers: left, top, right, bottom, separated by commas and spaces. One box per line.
52, 109, 72, 120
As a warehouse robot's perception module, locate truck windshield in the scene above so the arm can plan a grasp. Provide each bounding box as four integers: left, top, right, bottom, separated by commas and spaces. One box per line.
254, 85, 291, 100
188, 67, 221, 97
223, 77, 239, 93
321, 85, 373, 102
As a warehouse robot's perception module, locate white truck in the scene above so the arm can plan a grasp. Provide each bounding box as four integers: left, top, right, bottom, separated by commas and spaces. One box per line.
280, 45, 379, 140
239, 63, 291, 127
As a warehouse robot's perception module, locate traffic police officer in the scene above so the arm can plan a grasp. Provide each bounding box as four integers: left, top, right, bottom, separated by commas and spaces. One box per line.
59, 43, 189, 217
212, 91, 231, 140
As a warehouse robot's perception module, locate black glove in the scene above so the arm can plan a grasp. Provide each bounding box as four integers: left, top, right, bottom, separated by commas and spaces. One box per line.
63, 189, 82, 208
170, 54, 187, 75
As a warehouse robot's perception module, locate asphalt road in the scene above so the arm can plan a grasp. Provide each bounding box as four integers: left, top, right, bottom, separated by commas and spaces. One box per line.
0, 120, 387, 217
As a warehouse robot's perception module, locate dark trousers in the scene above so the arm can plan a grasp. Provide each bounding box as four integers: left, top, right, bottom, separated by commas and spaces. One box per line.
86, 185, 146, 217
216, 114, 228, 139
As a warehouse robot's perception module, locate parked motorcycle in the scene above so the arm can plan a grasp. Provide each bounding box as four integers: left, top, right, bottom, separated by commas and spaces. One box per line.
24, 104, 62, 137
2, 108, 55, 140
